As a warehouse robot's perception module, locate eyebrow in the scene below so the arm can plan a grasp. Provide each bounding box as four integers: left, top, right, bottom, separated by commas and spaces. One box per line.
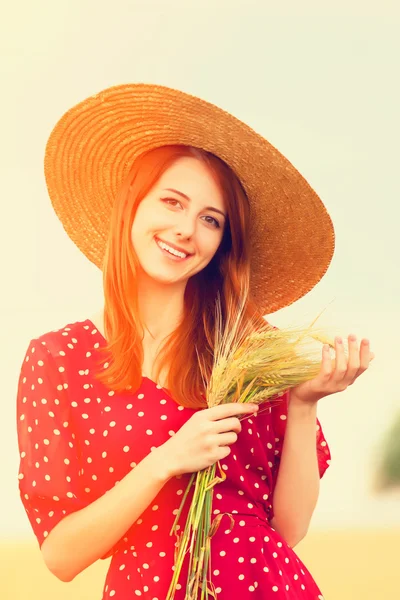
164, 188, 226, 219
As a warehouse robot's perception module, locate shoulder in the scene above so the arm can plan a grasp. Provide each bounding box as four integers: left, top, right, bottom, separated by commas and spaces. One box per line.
21, 317, 97, 367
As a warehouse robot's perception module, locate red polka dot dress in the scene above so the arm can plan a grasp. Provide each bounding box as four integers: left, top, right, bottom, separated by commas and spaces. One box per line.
17, 318, 331, 599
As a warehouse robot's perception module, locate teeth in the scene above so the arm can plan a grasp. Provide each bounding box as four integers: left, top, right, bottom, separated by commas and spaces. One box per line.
157, 240, 187, 258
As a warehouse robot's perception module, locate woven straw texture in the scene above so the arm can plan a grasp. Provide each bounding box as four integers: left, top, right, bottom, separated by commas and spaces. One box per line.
44, 83, 335, 314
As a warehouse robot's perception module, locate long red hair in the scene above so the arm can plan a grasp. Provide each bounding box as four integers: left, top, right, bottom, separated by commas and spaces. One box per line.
93, 145, 266, 409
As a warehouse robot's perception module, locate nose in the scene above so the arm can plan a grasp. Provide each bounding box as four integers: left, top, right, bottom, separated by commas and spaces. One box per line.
174, 214, 196, 240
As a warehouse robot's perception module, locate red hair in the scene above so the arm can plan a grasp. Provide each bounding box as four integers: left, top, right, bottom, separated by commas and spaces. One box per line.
93, 145, 266, 409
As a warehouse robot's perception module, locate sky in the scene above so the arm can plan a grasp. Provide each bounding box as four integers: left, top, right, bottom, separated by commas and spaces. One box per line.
1, 0, 400, 538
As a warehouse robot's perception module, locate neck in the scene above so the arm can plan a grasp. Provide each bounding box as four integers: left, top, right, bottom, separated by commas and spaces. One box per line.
138, 280, 185, 342
93, 279, 186, 344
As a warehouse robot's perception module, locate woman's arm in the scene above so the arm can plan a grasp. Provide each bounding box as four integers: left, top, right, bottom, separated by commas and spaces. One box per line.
41, 447, 173, 582
270, 395, 320, 547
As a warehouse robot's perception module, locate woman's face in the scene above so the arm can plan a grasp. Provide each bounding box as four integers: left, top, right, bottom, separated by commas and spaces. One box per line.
131, 156, 227, 287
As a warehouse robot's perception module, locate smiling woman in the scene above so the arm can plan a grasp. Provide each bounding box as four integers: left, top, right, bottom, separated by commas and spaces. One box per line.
17, 83, 337, 600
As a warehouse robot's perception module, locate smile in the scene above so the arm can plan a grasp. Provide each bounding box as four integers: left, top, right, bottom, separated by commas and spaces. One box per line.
155, 238, 192, 260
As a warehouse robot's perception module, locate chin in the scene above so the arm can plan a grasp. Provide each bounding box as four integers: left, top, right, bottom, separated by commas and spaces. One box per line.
142, 269, 187, 285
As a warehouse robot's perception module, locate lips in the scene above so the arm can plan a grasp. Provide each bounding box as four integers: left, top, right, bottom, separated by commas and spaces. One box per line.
155, 237, 193, 256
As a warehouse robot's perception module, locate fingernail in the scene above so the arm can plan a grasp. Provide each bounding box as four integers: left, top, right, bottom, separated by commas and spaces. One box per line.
336, 337, 342, 344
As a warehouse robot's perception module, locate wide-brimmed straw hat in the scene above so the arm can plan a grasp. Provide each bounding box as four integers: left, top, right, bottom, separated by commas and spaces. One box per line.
44, 83, 335, 315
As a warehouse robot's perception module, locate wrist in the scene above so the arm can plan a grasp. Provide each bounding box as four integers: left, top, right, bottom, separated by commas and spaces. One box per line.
146, 445, 176, 483
288, 392, 318, 420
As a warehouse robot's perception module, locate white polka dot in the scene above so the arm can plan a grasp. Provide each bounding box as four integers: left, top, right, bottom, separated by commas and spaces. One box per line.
123, 446, 130, 452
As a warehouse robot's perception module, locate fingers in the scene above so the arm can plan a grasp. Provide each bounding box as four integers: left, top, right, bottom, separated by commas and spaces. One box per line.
358, 338, 372, 375
332, 336, 348, 384
321, 344, 333, 380
209, 402, 258, 421
335, 334, 373, 387
321, 334, 373, 392
344, 334, 361, 384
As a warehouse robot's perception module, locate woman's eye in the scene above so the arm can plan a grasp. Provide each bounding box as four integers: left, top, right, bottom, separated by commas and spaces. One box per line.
161, 198, 181, 207
203, 216, 221, 228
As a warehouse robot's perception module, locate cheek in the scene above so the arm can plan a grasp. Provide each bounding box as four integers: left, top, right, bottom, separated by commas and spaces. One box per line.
131, 208, 157, 239
197, 232, 223, 261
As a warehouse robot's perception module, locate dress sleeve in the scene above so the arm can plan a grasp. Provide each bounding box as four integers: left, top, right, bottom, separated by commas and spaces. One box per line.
270, 390, 331, 491
16, 338, 90, 549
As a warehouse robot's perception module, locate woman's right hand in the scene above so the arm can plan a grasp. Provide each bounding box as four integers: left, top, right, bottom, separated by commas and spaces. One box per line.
161, 402, 259, 477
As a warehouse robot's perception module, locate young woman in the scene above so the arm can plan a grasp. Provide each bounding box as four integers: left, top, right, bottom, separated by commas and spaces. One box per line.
16, 84, 373, 599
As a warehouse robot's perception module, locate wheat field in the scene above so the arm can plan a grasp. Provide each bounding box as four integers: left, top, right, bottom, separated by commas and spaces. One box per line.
3, 529, 398, 599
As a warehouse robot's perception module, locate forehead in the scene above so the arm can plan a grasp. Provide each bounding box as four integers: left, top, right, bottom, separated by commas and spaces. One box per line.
155, 157, 225, 209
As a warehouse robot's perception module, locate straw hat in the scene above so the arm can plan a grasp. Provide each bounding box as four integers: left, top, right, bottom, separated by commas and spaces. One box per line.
44, 83, 335, 315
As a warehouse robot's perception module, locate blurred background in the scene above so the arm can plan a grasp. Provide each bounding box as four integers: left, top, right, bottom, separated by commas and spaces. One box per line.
2, 0, 399, 598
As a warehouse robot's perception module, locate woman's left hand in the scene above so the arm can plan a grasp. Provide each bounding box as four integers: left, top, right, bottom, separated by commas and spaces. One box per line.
290, 334, 375, 406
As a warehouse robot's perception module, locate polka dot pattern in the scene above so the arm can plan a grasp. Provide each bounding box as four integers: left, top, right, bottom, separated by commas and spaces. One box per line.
16, 319, 330, 599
